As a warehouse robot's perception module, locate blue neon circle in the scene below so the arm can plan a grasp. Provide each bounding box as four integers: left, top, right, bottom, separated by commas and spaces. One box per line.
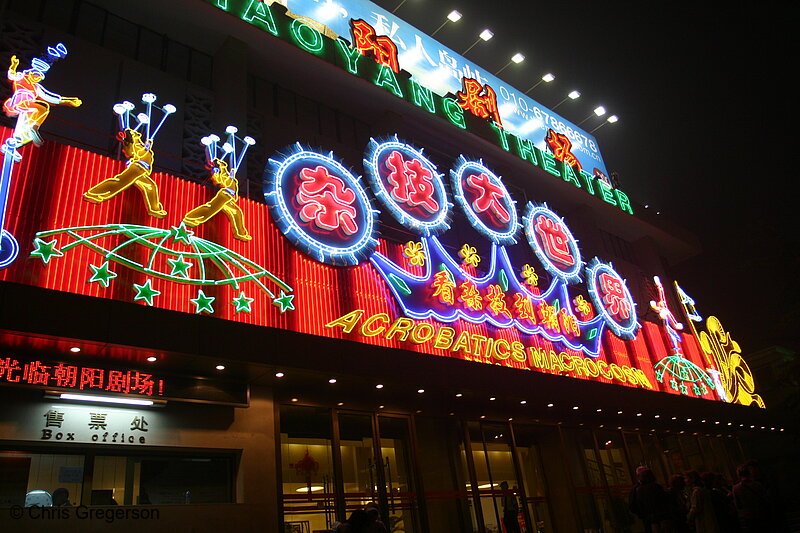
450, 157, 518, 244
363, 137, 450, 236
264, 147, 377, 266
0, 230, 19, 269
586, 258, 639, 339
523, 203, 582, 284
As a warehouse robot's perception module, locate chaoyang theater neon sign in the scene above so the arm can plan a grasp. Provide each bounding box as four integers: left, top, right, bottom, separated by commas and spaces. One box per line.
265, 136, 638, 360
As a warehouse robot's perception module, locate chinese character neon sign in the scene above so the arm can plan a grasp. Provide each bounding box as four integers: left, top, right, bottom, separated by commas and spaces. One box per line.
524, 203, 582, 284
264, 144, 378, 266
451, 157, 519, 245
364, 137, 450, 236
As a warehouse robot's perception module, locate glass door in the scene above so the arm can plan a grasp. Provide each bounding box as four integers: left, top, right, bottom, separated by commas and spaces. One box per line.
377, 415, 420, 533
280, 405, 337, 531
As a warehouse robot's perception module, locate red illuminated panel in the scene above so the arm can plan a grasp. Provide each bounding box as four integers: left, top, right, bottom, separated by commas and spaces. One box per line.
0, 128, 725, 400
626, 329, 659, 392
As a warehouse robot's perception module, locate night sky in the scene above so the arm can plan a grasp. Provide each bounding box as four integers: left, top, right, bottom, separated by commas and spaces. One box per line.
373, 0, 798, 353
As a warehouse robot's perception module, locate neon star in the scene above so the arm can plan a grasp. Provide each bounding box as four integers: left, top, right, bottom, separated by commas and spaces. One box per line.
30, 238, 63, 264
669, 378, 678, 390
167, 254, 192, 277
133, 279, 161, 306
190, 290, 215, 314
171, 223, 194, 244
232, 291, 255, 314
273, 290, 295, 313
679, 382, 688, 395
88, 262, 117, 287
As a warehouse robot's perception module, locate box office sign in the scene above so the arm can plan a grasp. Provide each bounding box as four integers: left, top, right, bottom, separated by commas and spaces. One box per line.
21, 404, 165, 446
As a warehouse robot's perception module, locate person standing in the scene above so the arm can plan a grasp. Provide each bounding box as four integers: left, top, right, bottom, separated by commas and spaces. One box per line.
628, 466, 671, 533
499, 481, 521, 533
686, 470, 720, 533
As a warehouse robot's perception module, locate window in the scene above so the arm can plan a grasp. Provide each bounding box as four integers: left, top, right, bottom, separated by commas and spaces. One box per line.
0, 450, 234, 506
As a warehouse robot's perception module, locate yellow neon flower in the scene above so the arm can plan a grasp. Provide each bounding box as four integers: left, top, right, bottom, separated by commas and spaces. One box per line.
521, 264, 538, 286
403, 241, 426, 266
459, 244, 481, 267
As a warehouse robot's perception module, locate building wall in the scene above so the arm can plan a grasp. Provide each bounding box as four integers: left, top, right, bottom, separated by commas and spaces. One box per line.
0, 385, 279, 532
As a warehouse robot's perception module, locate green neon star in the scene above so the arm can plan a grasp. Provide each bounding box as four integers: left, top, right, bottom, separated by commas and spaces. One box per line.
272, 290, 295, 313
679, 382, 688, 395
190, 289, 215, 314
88, 262, 117, 287
232, 291, 255, 314
669, 378, 678, 390
133, 279, 161, 306
30, 238, 63, 264
171, 223, 194, 245
692, 383, 703, 396
167, 254, 193, 277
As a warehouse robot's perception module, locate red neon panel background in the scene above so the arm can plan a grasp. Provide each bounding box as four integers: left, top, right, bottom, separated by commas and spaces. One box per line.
0, 129, 723, 399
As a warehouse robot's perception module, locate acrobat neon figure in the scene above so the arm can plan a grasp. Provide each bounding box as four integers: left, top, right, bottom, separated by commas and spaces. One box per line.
1, 43, 81, 269
183, 127, 255, 241
650, 275, 684, 353
83, 94, 175, 218
2, 43, 82, 157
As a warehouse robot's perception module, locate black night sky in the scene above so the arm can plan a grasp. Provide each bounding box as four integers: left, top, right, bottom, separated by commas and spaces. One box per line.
373, 0, 798, 353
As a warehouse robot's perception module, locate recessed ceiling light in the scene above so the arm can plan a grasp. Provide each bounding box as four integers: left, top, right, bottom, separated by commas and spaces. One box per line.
489, 397, 496, 401
617, 410, 623, 414
329, 378, 337, 384
215, 365, 225, 370
146, 356, 157, 362
547, 403, 554, 408
572, 406, 579, 410
596, 408, 602, 412
455, 393, 463, 397
636, 413, 642, 417
275, 372, 285, 378
375, 384, 384, 389
520, 400, 527, 405
417, 389, 425, 394
69, 347, 81, 353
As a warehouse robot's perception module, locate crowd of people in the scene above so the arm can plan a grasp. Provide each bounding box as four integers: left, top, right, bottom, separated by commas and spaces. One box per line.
629, 460, 782, 533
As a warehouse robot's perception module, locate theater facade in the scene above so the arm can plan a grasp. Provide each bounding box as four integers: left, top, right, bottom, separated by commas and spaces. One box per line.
0, 1, 776, 532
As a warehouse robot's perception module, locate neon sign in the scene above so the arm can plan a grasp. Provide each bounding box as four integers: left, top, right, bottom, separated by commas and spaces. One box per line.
524, 203, 582, 284
675, 282, 765, 407
585, 259, 637, 339
545, 128, 582, 171
457, 77, 502, 127
203, 0, 634, 215
363, 137, 451, 236
1, 43, 81, 269
83, 93, 176, 218
264, 144, 378, 266
350, 18, 399, 73
650, 276, 714, 397
183, 126, 256, 241
451, 157, 519, 245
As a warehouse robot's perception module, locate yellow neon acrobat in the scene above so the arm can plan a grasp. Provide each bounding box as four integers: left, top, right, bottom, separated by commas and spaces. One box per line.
83, 94, 175, 218
183, 158, 251, 240
182, 128, 254, 241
